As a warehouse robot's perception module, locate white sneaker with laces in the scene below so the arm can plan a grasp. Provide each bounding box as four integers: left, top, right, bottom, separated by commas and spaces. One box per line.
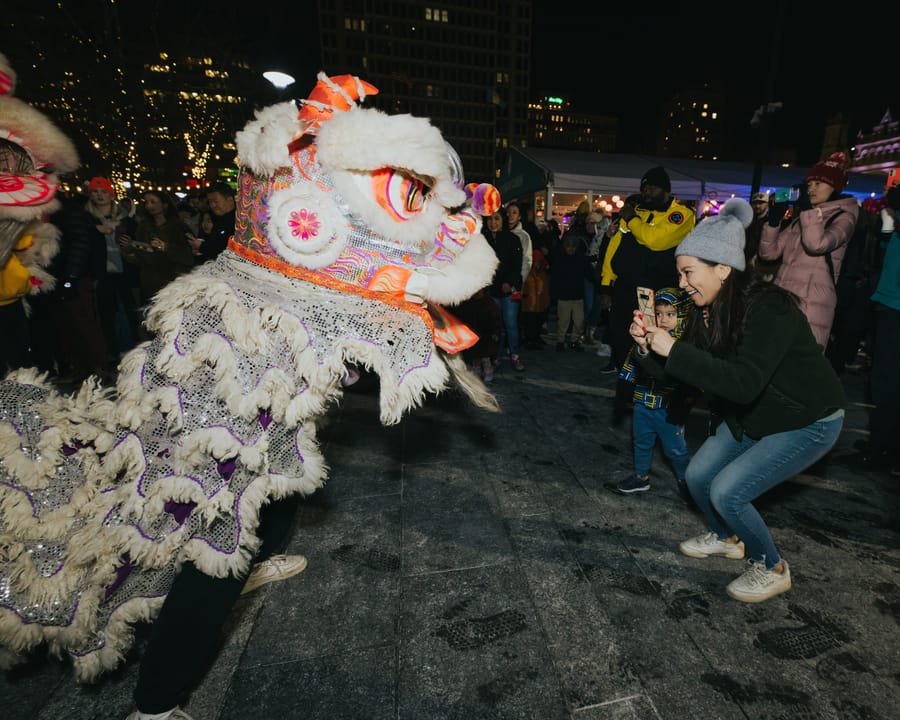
726, 559, 791, 603
126, 707, 194, 720
240, 554, 308, 595
679, 531, 745, 560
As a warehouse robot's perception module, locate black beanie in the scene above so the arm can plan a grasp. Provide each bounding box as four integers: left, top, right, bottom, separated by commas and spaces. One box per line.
640, 166, 671, 193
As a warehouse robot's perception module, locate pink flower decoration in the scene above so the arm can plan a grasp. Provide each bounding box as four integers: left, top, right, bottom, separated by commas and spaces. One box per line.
288, 208, 321, 241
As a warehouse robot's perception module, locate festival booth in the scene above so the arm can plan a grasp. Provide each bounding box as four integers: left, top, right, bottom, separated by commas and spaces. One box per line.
498, 147, 889, 224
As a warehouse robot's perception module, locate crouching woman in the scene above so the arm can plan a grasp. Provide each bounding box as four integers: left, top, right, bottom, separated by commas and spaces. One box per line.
630, 198, 845, 603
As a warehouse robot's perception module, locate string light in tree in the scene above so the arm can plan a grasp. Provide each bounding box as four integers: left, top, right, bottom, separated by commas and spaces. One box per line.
181, 92, 222, 180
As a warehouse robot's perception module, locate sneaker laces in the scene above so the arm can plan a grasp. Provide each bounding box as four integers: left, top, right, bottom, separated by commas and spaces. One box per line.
741, 560, 771, 587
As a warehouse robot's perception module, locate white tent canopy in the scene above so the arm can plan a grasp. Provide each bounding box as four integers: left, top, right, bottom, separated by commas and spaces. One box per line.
497, 147, 888, 213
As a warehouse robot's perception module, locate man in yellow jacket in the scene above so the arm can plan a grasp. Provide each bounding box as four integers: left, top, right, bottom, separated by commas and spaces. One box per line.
598, 166, 695, 424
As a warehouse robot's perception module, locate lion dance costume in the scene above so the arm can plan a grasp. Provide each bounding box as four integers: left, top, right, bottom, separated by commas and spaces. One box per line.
0, 68, 501, 681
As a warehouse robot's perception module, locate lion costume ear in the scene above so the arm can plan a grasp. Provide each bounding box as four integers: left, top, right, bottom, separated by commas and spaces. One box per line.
287, 73, 378, 155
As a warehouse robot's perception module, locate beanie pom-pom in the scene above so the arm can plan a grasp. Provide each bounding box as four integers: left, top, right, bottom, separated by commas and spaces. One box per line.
465, 183, 501, 216
720, 198, 754, 229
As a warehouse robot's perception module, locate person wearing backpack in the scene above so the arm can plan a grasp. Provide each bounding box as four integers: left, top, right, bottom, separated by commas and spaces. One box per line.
757, 152, 859, 348
825, 201, 880, 373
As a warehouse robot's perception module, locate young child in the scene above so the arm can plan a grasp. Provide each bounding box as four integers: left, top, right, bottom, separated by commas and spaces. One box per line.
550, 234, 593, 351
614, 287, 695, 500
454, 285, 503, 382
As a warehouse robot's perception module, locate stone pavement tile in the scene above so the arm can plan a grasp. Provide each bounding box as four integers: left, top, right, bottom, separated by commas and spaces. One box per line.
217, 646, 396, 720
399, 564, 569, 720
488, 463, 552, 519
401, 463, 513, 575
316, 434, 403, 501
504, 515, 642, 710
0, 656, 67, 720
240, 492, 401, 667
677, 610, 896, 720
184, 592, 267, 719
24, 652, 139, 720
398, 392, 502, 468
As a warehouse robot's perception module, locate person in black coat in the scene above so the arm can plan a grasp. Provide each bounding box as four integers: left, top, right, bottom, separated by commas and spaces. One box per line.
483, 210, 524, 368
192, 182, 235, 263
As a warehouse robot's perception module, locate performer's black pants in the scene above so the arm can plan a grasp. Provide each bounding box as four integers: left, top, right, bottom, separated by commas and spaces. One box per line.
133, 494, 301, 713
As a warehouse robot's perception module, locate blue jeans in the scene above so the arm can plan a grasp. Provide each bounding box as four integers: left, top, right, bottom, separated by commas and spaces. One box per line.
632, 402, 690, 480
685, 414, 843, 569
493, 296, 520, 356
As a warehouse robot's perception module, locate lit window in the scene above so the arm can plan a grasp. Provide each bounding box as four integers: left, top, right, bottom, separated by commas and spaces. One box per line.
426, 8, 432, 20
442, 10, 448, 21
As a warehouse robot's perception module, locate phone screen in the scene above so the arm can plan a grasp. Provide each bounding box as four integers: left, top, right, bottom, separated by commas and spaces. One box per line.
636, 287, 656, 327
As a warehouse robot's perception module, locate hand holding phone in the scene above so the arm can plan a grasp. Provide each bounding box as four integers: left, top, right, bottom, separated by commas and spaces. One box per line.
636, 286, 655, 327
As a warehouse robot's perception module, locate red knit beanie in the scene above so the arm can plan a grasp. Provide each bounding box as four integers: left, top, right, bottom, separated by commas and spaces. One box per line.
88, 176, 115, 197
806, 152, 848, 193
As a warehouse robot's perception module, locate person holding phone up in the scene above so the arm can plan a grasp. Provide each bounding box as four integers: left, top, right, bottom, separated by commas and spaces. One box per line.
757, 152, 859, 348
629, 198, 845, 603
598, 167, 695, 425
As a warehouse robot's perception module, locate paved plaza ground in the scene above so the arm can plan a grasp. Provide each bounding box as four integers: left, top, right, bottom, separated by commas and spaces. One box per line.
4, 322, 899, 720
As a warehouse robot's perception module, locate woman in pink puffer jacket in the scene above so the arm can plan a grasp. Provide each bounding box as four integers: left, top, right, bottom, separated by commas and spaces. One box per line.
757, 152, 859, 348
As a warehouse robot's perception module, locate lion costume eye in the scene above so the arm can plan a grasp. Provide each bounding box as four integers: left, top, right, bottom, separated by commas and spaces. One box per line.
370, 167, 430, 222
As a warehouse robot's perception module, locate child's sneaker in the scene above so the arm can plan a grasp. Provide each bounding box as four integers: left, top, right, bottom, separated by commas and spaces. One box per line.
679, 532, 745, 559
615, 475, 650, 494
726, 559, 791, 603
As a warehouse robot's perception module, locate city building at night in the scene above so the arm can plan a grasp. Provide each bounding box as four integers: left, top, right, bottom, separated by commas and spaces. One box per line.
317, 0, 533, 184
849, 109, 900, 185
658, 83, 726, 160
527, 96, 616, 153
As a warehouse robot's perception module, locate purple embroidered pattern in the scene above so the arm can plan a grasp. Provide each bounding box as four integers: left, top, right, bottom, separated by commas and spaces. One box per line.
289, 208, 320, 240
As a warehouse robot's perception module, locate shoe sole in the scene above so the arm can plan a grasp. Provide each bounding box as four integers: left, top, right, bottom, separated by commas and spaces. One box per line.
616, 485, 650, 494
241, 556, 308, 595
679, 542, 745, 560
726, 576, 791, 603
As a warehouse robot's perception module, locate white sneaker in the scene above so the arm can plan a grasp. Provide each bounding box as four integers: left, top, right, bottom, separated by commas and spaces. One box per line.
679, 531, 745, 559
726, 559, 791, 603
241, 554, 308, 595
126, 707, 194, 720
595, 343, 612, 357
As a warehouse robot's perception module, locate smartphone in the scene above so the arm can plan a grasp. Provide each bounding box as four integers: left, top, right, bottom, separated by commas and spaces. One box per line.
636, 286, 655, 327
774, 186, 800, 203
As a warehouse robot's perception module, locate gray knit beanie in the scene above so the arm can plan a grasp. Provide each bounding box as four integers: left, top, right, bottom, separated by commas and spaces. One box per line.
675, 198, 753, 271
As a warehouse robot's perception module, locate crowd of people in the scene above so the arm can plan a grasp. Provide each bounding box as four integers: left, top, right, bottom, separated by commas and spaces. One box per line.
3, 179, 236, 383
1, 52, 898, 720
460, 159, 900, 602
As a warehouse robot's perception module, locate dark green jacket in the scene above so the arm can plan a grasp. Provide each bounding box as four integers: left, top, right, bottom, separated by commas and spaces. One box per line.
641, 290, 845, 440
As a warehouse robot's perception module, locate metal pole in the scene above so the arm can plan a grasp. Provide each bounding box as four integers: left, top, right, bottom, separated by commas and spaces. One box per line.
751, 0, 784, 195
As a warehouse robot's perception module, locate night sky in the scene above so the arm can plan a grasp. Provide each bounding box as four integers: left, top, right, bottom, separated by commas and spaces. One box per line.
21, 1, 894, 168
530, 4, 894, 164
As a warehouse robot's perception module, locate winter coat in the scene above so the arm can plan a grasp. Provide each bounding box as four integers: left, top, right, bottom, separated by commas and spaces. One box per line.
484, 228, 523, 298
641, 289, 845, 441
521, 249, 550, 313
758, 195, 859, 347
